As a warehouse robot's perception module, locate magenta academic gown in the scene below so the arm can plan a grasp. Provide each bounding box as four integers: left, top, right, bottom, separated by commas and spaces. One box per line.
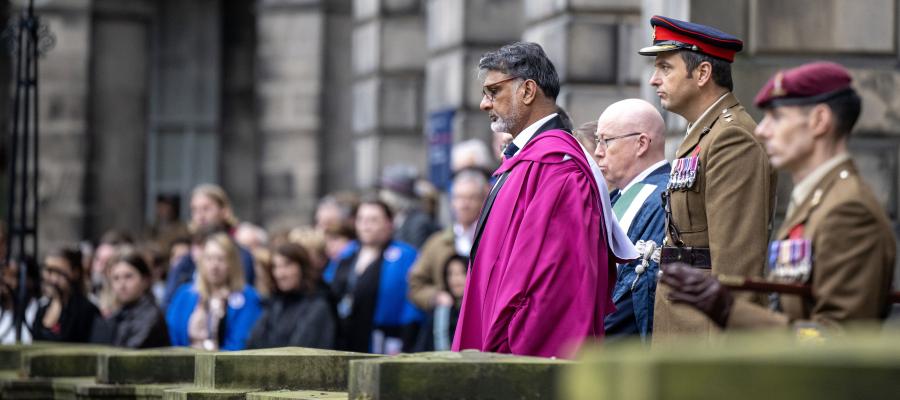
451, 129, 614, 358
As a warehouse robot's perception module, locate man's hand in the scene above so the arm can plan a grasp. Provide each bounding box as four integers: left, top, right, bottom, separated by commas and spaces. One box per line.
434, 291, 455, 308
659, 263, 734, 328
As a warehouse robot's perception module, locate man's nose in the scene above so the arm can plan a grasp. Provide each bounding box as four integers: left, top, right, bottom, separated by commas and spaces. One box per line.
648, 71, 661, 87
479, 95, 492, 111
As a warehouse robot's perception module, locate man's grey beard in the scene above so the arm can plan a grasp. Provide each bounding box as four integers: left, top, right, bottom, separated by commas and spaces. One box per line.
490, 118, 510, 134
490, 105, 524, 135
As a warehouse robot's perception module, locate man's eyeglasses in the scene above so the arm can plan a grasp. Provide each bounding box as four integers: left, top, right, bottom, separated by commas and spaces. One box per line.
594, 132, 643, 149
482, 76, 521, 102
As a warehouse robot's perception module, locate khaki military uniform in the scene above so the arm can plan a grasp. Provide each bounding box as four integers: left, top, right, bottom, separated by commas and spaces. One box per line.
728, 159, 896, 330
654, 92, 777, 340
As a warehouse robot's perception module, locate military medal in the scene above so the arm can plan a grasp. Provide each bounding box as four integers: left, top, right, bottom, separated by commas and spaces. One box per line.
767, 237, 813, 283
667, 155, 700, 191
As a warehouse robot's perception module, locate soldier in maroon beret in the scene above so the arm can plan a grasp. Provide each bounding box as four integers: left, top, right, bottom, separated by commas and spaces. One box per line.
661, 62, 896, 334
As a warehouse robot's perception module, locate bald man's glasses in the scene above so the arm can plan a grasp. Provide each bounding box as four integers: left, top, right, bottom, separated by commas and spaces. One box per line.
595, 132, 642, 149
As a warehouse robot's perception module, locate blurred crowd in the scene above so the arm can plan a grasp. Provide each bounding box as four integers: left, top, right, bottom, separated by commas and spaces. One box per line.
0, 138, 508, 354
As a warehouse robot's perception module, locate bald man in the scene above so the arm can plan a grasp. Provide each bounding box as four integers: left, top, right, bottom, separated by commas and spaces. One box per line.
595, 99, 670, 340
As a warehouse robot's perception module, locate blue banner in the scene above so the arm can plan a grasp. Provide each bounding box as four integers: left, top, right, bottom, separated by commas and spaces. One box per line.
427, 109, 455, 191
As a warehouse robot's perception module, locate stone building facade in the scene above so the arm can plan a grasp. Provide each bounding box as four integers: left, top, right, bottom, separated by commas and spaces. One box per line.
1, 0, 898, 274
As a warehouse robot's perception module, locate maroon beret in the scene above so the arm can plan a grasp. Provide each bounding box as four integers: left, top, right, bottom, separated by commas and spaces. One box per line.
754, 61, 854, 109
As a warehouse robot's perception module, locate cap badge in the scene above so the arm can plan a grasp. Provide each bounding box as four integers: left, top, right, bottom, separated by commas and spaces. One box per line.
771, 71, 787, 97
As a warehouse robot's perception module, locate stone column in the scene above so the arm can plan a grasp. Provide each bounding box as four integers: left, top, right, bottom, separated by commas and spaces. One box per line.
86, 0, 154, 240
221, 0, 259, 224
424, 0, 524, 171
319, 0, 357, 193
255, 0, 327, 229
522, 0, 644, 128
351, 0, 427, 188
31, 0, 93, 250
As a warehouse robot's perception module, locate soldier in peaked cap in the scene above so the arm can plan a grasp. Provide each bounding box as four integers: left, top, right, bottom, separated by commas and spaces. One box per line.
639, 15, 777, 342
661, 62, 896, 333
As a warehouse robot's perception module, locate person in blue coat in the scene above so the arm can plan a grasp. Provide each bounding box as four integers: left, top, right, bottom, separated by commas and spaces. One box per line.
593, 99, 670, 341
162, 184, 255, 309
166, 232, 262, 351
324, 198, 424, 354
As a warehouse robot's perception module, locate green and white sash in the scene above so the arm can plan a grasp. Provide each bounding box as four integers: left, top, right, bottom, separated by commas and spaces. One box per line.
612, 183, 657, 234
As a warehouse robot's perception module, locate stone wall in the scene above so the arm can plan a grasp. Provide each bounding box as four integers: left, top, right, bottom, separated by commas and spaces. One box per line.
351, 0, 427, 188
85, 0, 153, 241
32, 0, 93, 252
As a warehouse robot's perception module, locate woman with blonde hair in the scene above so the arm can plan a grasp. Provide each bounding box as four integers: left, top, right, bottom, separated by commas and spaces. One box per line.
162, 183, 256, 308
166, 233, 262, 350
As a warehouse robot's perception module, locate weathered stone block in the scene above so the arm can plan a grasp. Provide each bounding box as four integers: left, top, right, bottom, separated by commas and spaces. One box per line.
194, 348, 379, 392
247, 390, 348, 400
353, 0, 420, 21
749, 0, 896, 54
163, 387, 255, 400
96, 348, 198, 385
23, 346, 119, 378
353, 76, 423, 132
381, 16, 427, 72
426, 0, 523, 52
353, 17, 426, 76
425, 47, 495, 112
0, 343, 59, 371
523, 14, 620, 84
689, 0, 747, 45
524, 0, 641, 22
349, 351, 571, 400
0, 376, 93, 400
556, 84, 641, 128
74, 383, 180, 400
566, 333, 900, 400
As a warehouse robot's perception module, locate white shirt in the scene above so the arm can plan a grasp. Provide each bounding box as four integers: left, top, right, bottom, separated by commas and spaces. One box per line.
510, 113, 558, 156
621, 159, 671, 194
453, 222, 477, 255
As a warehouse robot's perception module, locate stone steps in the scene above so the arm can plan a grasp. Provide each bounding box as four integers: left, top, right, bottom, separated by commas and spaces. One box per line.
246, 390, 348, 400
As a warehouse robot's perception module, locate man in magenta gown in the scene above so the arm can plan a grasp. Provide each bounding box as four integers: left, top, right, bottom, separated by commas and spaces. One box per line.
451, 42, 637, 358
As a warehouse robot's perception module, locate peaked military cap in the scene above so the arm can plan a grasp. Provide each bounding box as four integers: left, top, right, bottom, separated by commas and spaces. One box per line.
754, 61, 855, 109
639, 15, 743, 62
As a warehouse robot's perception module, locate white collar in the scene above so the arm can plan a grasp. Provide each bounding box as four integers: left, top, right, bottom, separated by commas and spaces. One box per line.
685, 93, 729, 136
621, 159, 670, 193
510, 113, 558, 155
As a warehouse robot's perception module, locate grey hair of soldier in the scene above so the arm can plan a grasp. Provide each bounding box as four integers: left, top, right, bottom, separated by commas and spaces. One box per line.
478, 42, 561, 100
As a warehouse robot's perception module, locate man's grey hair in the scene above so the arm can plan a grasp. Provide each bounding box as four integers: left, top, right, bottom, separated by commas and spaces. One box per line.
452, 168, 489, 192
478, 42, 560, 100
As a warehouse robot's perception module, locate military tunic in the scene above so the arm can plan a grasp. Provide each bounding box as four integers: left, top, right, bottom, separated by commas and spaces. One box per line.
727, 158, 896, 330
654, 92, 778, 340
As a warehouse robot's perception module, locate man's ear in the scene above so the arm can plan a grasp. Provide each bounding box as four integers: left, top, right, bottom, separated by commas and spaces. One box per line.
808, 104, 832, 139
521, 79, 538, 105
636, 133, 651, 157
695, 61, 713, 88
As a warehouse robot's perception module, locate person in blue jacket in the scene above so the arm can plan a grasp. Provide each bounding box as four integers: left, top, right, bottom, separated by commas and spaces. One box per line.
324, 198, 424, 354
162, 184, 255, 308
166, 232, 262, 351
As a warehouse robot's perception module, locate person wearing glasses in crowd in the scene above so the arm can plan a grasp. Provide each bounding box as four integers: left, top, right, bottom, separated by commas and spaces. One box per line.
452, 42, 636, 358
592, 99, 670, 341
